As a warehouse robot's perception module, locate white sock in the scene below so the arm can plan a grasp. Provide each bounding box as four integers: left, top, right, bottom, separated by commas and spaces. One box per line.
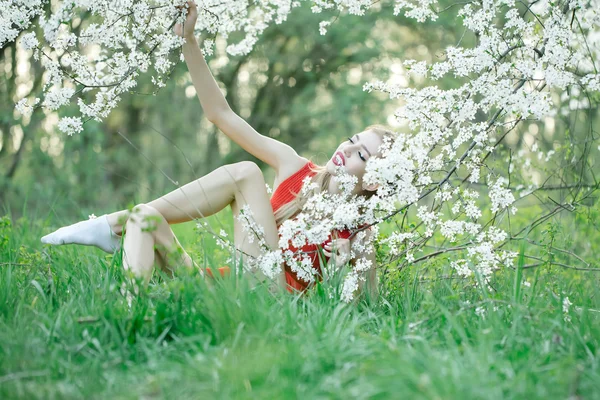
41, 214, 121, 253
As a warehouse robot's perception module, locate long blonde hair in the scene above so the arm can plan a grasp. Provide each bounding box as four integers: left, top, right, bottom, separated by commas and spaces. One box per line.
273, 124, 396, 227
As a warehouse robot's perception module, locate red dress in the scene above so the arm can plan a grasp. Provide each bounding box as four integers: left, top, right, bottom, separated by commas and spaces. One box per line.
270, 161, 352, 292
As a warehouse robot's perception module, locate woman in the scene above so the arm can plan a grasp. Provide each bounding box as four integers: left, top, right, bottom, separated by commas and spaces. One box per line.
41, 1, 393, 297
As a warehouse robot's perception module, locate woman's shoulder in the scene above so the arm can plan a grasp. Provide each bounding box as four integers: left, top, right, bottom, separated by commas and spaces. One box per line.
274, 156, 314, 188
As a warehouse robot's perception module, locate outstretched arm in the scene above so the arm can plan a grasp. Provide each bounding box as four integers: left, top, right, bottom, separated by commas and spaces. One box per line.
176, 2, 302, 172
177, 5, 227, 122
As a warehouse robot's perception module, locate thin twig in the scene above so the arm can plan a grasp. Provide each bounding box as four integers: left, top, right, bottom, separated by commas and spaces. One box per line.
523, 254, 600, 271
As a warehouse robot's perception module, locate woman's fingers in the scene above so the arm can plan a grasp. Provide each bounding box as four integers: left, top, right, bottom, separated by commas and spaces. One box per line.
324, 238, 351, 268
325, 239, 350, 251
175, 1, 196, 19
326, 239, 349, 249
324, 240, 338, 249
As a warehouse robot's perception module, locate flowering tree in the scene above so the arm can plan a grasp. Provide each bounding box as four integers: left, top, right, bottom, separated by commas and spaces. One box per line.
5, 0, 600, 301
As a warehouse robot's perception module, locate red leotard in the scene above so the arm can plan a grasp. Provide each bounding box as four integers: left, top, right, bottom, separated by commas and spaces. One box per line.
270, 160, 352, 292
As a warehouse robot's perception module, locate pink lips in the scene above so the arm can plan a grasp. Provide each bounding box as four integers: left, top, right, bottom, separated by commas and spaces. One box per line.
332, 151, 345, 166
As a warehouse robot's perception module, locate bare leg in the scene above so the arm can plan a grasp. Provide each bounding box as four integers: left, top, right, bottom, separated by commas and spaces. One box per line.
122, 204, 195, 284
107, 161, 257, 235
228, 162, 284, 287
120, 162, 284, 287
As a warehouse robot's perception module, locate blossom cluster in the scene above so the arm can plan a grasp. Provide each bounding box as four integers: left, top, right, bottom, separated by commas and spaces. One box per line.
8, 0, 307, 134
269, 0, 599, 300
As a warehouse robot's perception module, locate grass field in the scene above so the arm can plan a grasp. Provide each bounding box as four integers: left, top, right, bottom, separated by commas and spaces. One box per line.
1, 212, 599, 399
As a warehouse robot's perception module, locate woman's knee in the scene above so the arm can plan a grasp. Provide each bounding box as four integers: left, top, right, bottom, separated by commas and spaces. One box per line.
232, 161, 264, 185
131, 203, 162, 216
129, 204, 165, 228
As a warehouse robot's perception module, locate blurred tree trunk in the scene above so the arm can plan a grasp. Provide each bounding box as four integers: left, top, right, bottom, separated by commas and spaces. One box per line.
5, 74, 43, 180
0, 42, 17, 161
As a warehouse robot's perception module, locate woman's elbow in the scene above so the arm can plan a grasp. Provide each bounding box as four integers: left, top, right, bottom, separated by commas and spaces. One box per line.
205, 105, 232, 125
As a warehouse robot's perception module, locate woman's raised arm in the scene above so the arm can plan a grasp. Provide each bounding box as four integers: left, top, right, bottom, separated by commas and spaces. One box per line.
178, 11, 228, 121
176, 1, 303, 172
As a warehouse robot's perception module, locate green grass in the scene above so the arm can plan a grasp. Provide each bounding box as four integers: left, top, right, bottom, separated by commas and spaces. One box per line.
1, 214, 599, 399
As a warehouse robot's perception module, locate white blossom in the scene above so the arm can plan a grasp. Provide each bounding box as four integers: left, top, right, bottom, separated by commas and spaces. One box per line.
341, 271, 359, 302
563, 296, 572, 322
43, 87, 75, 110
14, 97, 40, 117
563, 296, 572, 314
489, 177, 515, 213
20, 32, 38, 50
319, 21, 331, 35
475, 306, 486, 319
57, 116, 83, 136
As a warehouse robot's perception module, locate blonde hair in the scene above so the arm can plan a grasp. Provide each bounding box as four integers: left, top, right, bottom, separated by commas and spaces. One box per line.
273, 124, 396, 226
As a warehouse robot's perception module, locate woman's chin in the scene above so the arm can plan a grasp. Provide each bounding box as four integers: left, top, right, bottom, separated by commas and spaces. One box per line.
325, 160, 335, 174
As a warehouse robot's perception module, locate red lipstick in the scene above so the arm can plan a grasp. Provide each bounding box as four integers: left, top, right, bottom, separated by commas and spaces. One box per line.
332, 151, 345, 166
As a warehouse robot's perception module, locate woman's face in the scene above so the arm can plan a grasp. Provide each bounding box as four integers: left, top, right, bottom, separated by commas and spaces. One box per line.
326, 129, 383, 196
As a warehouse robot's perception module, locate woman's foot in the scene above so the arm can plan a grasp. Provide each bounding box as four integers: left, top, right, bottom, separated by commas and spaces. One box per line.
41, 214, 122, 253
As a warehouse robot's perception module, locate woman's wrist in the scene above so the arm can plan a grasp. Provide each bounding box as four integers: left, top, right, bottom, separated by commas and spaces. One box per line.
182, 35, 198, 49
182, 36, 202, 64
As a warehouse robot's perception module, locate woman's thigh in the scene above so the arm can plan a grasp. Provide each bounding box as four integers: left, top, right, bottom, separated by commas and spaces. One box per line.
229, 162, 279, 276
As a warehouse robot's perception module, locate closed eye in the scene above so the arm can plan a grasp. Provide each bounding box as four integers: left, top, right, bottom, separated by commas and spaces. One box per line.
347, 136, 367, 162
